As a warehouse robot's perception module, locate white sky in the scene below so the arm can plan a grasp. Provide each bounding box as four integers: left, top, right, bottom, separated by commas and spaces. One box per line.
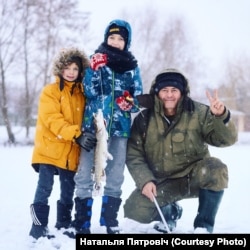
79, 0, 250, 64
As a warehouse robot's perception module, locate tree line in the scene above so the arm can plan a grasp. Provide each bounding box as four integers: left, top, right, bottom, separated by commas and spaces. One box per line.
1, 0, 249, 145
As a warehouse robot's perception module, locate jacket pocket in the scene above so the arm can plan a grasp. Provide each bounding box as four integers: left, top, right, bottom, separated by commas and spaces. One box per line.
38, 136, 67, 160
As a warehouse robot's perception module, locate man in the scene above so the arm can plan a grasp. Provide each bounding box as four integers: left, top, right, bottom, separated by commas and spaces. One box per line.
123, 68, 237, 233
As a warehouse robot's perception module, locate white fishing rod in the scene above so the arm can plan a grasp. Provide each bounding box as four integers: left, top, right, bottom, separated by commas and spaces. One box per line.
153, 196, 171, 234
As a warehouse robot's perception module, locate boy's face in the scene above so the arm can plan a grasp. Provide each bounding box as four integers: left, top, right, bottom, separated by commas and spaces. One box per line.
62, 62, 79, 82
107, 34, 125, 50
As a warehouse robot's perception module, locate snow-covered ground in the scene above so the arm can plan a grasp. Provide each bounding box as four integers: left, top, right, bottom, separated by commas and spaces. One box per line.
0, 126, 249, 249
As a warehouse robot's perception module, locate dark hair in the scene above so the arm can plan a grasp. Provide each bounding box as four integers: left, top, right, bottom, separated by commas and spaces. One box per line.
68, 56, 83, 82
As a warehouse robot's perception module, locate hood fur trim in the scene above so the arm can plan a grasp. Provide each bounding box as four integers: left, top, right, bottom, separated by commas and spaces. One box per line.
52, 47, 89, 78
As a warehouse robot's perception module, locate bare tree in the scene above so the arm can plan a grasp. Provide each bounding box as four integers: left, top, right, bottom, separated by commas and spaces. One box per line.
0, 0, 91, 143
0, 0, 25, 144
18, 0, 90, 138
219, 53, 250, 130
121, 7, 204, 94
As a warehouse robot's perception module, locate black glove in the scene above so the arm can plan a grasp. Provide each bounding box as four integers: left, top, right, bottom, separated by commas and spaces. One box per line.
75, 132, 97, 152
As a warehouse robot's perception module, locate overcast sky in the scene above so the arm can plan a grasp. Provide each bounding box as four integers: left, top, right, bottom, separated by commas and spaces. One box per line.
79, 0, 250, 65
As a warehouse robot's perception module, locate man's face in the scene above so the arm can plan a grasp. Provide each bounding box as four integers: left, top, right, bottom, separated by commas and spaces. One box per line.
158, 86, 182, 113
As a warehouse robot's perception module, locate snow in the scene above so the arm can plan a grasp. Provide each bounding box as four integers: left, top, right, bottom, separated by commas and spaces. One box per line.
0, 126, 250, 249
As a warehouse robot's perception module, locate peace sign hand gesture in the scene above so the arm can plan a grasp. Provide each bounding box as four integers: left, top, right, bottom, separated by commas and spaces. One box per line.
206, 89, 225, 116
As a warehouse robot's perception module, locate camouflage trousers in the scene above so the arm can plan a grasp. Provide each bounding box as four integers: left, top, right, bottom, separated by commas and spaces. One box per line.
123, 157, 228, 223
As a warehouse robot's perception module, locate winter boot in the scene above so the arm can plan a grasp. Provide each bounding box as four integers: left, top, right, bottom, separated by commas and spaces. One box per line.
193, 189, 224, 233
55, 200, 73, 230
29, 204, 55, 240
99, 195, 122, 234
154, 202, 183, 233
64, 197, 93, 238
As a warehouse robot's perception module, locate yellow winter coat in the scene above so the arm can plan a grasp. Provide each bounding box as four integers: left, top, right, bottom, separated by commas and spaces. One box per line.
32, 76, 85, 172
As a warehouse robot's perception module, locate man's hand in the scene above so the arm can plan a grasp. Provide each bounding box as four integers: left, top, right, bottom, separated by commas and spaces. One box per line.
206, 89, 225, 116
142, 181, 157, 202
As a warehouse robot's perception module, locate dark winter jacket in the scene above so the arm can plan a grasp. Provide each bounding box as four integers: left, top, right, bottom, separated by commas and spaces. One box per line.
126, 69, 238, 190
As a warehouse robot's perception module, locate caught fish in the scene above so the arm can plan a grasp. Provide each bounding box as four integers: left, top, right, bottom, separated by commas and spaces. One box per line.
92, 109, 113, 195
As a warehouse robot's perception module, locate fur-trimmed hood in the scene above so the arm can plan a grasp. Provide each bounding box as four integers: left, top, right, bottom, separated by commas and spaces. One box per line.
52, 47, 89, 80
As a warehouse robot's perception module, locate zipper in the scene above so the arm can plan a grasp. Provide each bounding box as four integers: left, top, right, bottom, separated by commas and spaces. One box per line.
107, 71, 115, 137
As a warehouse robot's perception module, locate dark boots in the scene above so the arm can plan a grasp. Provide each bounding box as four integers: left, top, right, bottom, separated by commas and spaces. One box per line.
194, 189, 224, 233
55, 200, 73, 230
64, 196, 121, 236
162, 202, 183, 231
154, 202, 183, 233
99, 195, 122, 234
73, 197, 93, 234
29, 204, 54, 240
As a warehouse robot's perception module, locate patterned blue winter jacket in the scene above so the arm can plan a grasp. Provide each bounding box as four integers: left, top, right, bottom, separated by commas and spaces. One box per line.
82, 66, 143, 138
